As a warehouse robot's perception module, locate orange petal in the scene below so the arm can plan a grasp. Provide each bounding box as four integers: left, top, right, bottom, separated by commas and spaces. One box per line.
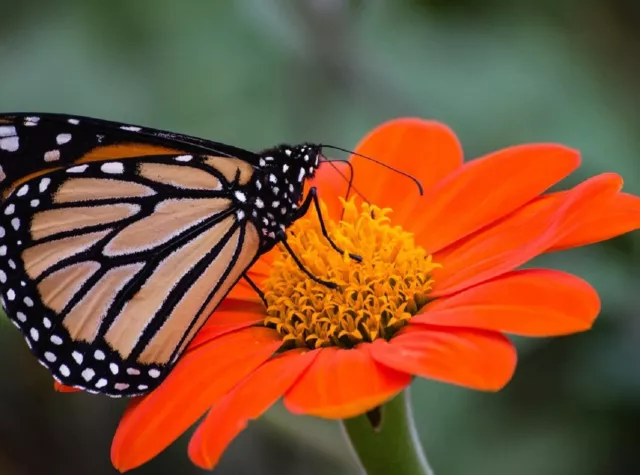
111, 327, 281, 472
370, 326, 516, 391
188, 349, 318, 470
54, 380, 81, 393
225, 279, 263, 303
284, 345, 411, 419
188, 300, 264, 350
309, 161, 353, 221
415, 269, 600, 336
413, 144, 580, 253
347, 118, 463, 217
548, 191, 640, 252
431, 173, 622, 296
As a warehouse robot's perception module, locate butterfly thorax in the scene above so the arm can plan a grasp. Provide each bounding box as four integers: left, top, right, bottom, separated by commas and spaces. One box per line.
239, 143, 321, 250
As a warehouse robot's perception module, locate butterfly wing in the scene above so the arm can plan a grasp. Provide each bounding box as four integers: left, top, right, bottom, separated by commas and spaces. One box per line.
0, 113, 259, 196
0, 153, 260, 396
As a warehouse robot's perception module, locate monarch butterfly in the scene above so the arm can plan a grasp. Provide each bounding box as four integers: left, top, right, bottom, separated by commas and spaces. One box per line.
0, 113, 358, 397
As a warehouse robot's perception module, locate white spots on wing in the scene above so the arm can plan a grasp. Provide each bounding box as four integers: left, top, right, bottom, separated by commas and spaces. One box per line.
304, 154, 309, 162
255, 198, 264, 208
82, 368, 95, 381
115, 383, 129, 391
16, 184, 29, 197
255, 180, 262, 190
16, 312, 26, 323
24, 296, 34, 307
109, 362, 119, 375
175, 155, 193, 162
127, 367, 140, 376
236, 209, 245, 220
285, 149, 292, 156
25, 116, 40, 126
6, 288, 15, 300
0, 226, 4, 238
269, 174, 277, 184
298, 168, 305, 182
234, 191, 246, 202
0, 138, 18, 151
56, 133, 72, 145
0, 270, 6, 283
8, 259, 16, 270
68, 118, 80, 125
0, 129, 18, 151
29, 328, 39, 341
138, 384, 148, 391
67, 164, 88, 173
149, 369, 161, 378
95, 378, 108, 388
272, 201, 280, 208
0, 245, 7, 256
30, 199, 40, 208
94, 349, 105, 360
265, 155, 274, 161
4, 204, 15, 215
50, 335, 63, 345
59, 364, 70, 377
39, 177, 51, 192
11, 218, 20, 231
120, 125, 142, 132
44, 150, 61, 162
43, 317, 52, 328
282, 164, 289, 172
0, 126, 16, 137
72, 351, 83, 365
259, 158, 266, 167
101, 162, 124, 174
44, 352, 57, 363
0, 165, 5, 183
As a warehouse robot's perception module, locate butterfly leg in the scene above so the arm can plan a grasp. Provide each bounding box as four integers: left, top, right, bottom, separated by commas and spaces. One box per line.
275, 231, 338, 289
297, 187, 362, 263
242, 274, 268, 308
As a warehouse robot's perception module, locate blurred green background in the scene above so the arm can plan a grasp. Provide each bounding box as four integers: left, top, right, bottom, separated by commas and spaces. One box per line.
2, 0, 640, 474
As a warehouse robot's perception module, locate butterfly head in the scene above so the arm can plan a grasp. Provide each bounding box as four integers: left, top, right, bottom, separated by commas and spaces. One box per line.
258, 143, 323, 184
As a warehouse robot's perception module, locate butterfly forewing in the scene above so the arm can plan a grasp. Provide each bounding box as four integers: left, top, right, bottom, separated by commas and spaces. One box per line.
0, 113, 257, 197
0, 153, 260, 396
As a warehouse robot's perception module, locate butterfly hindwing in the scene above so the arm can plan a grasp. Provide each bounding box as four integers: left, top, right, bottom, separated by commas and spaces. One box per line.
0, 154, 260, 396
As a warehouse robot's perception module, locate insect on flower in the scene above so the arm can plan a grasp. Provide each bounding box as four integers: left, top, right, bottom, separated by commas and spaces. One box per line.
105, 118, 640, 471
0, 112, 375, 397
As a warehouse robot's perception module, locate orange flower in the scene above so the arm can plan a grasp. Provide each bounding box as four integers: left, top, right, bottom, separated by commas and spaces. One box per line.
110, 118, 640, 471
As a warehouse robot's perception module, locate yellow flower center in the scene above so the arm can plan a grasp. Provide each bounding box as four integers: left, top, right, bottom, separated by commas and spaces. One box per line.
263, 198, 440, 349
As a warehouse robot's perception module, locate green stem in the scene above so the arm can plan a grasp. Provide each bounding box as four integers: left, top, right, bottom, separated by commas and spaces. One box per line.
341, 388, 433, 475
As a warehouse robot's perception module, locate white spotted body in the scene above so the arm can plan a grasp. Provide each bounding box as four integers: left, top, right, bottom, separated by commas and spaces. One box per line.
239, 144, 321, 249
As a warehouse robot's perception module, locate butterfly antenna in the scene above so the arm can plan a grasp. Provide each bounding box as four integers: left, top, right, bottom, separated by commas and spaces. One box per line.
322, 159, 371, 220
322, 159, 372, 202
321, 144, 424, 196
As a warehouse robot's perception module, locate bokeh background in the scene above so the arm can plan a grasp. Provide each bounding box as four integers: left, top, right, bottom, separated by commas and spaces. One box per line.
1, 1, 640, 474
